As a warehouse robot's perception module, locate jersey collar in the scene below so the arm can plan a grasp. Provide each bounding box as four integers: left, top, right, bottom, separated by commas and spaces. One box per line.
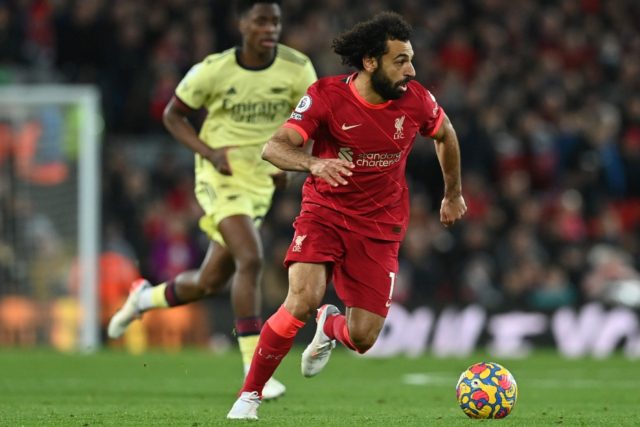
235, 46, 277, 71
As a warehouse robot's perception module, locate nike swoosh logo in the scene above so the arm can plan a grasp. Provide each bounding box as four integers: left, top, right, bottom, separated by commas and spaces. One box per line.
341, 123, 362, 131
385, 300, 392, 308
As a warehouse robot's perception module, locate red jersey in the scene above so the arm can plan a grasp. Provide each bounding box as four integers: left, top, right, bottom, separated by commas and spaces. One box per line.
283, 73, 444, 241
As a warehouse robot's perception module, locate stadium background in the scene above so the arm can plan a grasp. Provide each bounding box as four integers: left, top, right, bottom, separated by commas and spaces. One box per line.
0, 0, 639, 356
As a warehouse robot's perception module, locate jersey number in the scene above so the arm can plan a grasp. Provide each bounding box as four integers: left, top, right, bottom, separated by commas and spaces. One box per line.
388, 272, 396, 302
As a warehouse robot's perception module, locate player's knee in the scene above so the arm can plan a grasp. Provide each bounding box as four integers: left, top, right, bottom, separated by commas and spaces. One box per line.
285, 299, 316, 321
351, 338, 374, 354
283, 291, 318, 321
234, 251, 263, 275
349, 329, 378, 354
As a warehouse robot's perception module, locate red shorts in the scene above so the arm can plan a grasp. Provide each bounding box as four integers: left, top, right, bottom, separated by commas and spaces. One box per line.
284, 213, 400, 317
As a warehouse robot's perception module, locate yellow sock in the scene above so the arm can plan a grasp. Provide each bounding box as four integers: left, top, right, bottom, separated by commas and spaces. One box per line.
149, 283, 170, 308
237, 334, 260, 375
135, 282, 171, 312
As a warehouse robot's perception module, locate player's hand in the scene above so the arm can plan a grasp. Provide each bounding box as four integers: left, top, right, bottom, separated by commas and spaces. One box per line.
271, 171, 289, 190
206, 147, 232, 176
309, 158, 354, 187
440, 194, 467, 227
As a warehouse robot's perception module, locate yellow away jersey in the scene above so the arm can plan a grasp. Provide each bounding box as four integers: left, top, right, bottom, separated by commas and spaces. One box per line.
175, 44, 317, 149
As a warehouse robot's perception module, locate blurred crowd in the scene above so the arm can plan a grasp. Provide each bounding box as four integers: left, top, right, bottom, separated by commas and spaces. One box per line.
2, 0, 640, 329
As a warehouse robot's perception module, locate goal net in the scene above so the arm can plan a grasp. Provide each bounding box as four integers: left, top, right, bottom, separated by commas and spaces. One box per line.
0, 85, 101, 352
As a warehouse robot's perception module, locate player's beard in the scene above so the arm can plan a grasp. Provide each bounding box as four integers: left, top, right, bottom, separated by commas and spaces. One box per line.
371, 67, 411, 100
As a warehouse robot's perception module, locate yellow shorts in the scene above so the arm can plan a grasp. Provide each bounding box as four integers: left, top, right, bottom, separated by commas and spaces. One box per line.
194, 144, 280, 245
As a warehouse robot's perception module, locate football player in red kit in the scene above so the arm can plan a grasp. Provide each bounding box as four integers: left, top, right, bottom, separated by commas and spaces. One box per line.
228, 11, 467, 420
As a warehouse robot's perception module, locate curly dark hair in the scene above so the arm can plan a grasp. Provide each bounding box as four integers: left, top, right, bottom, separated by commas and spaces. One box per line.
332, 12, 413, 70
236, 0, 282, 16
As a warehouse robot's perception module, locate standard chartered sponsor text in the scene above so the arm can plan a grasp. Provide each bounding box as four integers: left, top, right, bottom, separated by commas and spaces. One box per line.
356, 151, 401, 168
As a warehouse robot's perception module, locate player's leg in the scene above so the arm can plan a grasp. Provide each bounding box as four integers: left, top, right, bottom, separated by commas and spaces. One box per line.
107, 241, 235, 339
244, 262, 329, 391
342, 306, 385, 352
305, 233, 399, 368
227, 262, 328, 419
216, 215, 269, 377
301, 305, 385, 377
208, 145, 290, 399
215, 212, 286, 400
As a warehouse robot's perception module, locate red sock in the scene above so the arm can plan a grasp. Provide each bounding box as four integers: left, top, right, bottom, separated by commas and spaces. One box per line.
234, 316, 262, 336
241, 305, 304, 396
163, 280, 183, 306
323, 313, 357, 352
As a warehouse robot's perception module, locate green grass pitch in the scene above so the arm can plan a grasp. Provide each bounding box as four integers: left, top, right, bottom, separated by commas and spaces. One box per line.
1, 348, 639, 426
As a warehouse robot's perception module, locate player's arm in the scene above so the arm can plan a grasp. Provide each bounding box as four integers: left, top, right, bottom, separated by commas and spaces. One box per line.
262, 127, 354, 187
270, 139, 315, 190
163, 97, 232, 175
432, 113, 467, 226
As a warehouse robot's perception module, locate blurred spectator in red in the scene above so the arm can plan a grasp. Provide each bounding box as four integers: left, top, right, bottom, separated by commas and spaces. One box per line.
438, 29, 478, 81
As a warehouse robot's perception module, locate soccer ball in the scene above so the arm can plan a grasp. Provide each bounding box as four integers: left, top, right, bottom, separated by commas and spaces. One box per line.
455, 362, 518, 419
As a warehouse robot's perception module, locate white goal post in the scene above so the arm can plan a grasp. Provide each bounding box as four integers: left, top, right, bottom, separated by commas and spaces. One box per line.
0, 85, 101, 352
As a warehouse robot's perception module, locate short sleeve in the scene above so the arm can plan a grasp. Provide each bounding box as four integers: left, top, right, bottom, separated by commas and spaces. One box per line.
418, 88, 445, 138
284, 81, 327, 143
175, 61, 213, 110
